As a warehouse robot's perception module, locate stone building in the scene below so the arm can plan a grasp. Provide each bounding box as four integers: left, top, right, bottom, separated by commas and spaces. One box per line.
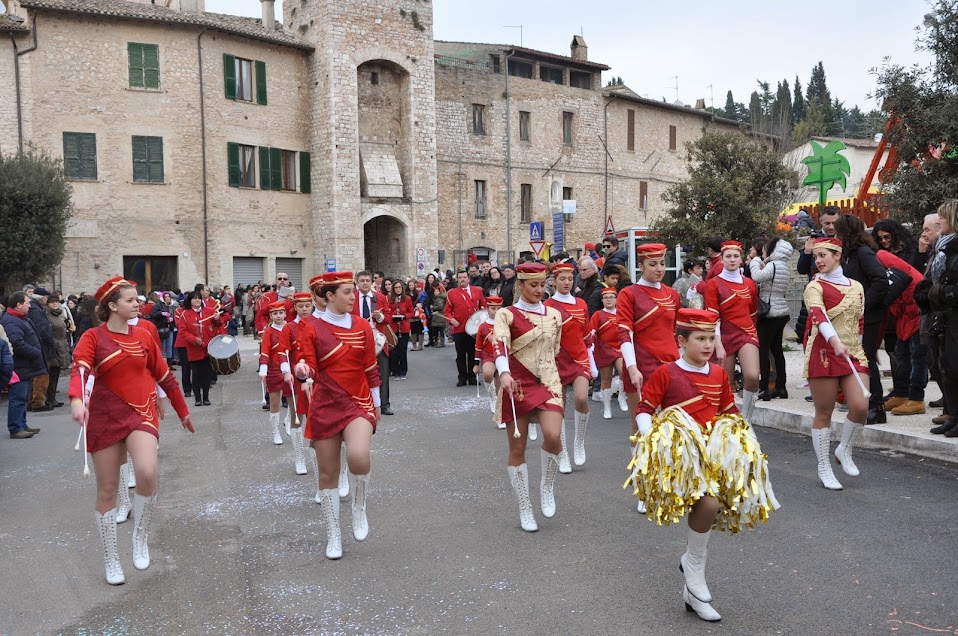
1, 0, 745, 293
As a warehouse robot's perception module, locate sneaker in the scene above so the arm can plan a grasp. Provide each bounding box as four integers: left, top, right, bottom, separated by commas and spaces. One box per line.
10, 430, 34, 439
891, 400, 925, 416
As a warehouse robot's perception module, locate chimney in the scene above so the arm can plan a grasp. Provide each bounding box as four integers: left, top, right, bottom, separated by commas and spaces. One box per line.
261, 0, 275, 30
177, 0, 206, 12
694, 98, 706, 110
571, 35, 587, 61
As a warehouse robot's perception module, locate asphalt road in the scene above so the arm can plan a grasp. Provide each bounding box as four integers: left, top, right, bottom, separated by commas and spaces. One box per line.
1, 342, 957, 636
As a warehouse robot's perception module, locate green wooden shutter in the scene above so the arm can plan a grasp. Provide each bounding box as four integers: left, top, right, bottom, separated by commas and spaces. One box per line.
269, 147, 282, 190
143, 44, 160, 89
258, 147, 271, 189
299, 151, 311, 193
132, 136, 148, 181
255, 60, 267, 105
128, 43, 143, 88
148, 137, 164, 182
79, 133, 97, 180
63, 132, 79, 178
227, 142, 240, 186
223, 54, 236, 100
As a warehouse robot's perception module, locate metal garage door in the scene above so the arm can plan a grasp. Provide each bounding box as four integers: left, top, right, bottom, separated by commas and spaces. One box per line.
232, 257, 264, 287
274, 258, 304, 292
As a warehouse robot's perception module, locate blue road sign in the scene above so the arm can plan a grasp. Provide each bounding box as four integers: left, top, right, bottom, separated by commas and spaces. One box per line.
552, 212, 564, 253
325, 258, 336, 272
529, 221, 544, 242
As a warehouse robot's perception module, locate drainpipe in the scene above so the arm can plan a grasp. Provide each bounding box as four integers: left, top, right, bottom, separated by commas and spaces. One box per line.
197, 29, 209, 283
11, 11, 38, 154
457, 151, 463, 253
603, 93, 614, 228
504, 50, 515, 262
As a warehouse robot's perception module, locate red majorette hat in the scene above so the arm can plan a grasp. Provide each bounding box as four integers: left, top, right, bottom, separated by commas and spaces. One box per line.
268, 300, 287, 313
292, 292, 313, 302
600, 286, 618, 297
812, 236, 843, 254
322, 272, 355, 286
637, 243, 667, 259
676, 308, 718, 332
486, 296, 504, 306
517, 262, 548, 280
308, 275, 325, 291
720, 240, 743, 254
94, 276, 133, 304
552, 262, 575, 274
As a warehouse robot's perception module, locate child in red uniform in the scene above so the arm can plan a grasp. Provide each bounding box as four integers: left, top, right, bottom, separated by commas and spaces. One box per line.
70, 277, 193, 585
704, 240, 760, 420
473, 296, 504, 428
590, 286, 623, 420
630, 308, 778, 622
259, 301, 293, 446
294, 272, 382, 560
545, 262, 597, 469
277, 292, 315, 476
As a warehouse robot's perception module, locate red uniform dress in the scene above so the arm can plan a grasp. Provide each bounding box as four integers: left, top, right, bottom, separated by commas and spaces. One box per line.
544, 294, 593, 385
474, 319, 497, 365
616, 282, 681, 393
803, 278, 869, 378
129, 316, 161, 348
704, 273, 759, 354
278, 318, 308, 418
639, 361, 739, 429
297, 313, 382, 439
590, 308, 621, 368
259, 323, 292, 396
179, 306, 220, 362
389, 296, 414, 334
493, 305, 564, 423
69, 324, 189, 452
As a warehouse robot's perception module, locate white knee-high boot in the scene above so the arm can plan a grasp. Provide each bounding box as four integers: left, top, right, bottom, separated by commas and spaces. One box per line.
126, 452, 136, 488
613, 376, 628, 412
742, 389, 758, 422
352, 473, 369, 541
291, 427, 308, 475
310, 448, 321, 504
507, 464, 538, 532
557, 419, 572, 474
573, 410, 589, 466
94, 509, 125, 585
132, 493, 157, 570
812, 427, 843, 490
269, 412, 283, 445
602, 389, 613, 420
835, 419, 863, 477
680, 528, 713, 603
337, 443, 350, 497
528, 421, 538, 441
319, 489, 342, 559
116, 464, 132, 523
631, 444, 647, 513
485, 380, 496, 414
540, 450, 559, 518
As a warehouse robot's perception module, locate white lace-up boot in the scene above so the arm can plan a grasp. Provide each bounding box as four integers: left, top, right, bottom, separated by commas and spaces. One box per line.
269, 412, 283, 445
352, 473, 369, 541
557, 420, 572, 474
742, 389, 758, 422
812, 428, 843, 490
614, 377, 628, 412
631, 444, 647, 513
116, 464, 132, 523
573, 410, 589, 466
319, 489, 343, 559
291, 427, 308, 475
528, 421, 538, 441
834, 419, 863, 477
507, 464, 538, 532
126, 452, 136, 488
310, 449, 322, 504
540, 450, 559, 518
337, 443, 350, 497
94, 509, 125, 585
486, 381, 496, 414
132, 493, 157, 570
602, 389, 613, 420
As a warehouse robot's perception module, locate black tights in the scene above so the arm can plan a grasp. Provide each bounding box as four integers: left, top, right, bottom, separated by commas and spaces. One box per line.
190, 359, 211, 401
757, 315, 788, 392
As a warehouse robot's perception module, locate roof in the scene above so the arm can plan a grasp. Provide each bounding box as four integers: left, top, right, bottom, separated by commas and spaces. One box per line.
18, 0, 313, 50
435, 40, 610, 71
810, 135, 880, 149
0, 14, 30, 32
603, 85, 745, 128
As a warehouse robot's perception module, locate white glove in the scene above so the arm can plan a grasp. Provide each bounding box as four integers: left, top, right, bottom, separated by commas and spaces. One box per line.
636, 413, 652, 436
258, 364, 268, 378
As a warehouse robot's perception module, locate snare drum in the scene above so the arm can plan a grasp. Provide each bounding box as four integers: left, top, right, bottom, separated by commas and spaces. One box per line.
208, 335, 241, 375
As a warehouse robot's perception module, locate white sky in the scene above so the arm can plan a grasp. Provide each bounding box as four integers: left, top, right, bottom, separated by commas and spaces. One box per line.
213, 0, 931, 111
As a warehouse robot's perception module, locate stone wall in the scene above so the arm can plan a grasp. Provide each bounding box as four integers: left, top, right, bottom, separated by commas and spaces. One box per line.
0, 33, 19, 154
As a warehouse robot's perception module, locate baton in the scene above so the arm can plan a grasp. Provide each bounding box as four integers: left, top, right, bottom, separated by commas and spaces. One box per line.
285, 351, 296, 435
820, 312, 871, 400
78, 367, 91, 477
500, 339, 521, 439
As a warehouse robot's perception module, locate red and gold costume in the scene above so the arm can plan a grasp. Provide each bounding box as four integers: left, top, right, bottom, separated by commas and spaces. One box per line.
803, 277, 868, 378
277, 292, 314, 420
259, 305, 292, 396
590, 303, 622, 369
704, 241, 758, 355
298, 273, 382, 440
639, 362, 738, 428
68, 277, 189, 453
474, 320, 498, 365
616, 276, 681, 393
494, 265, 564, 423
545, 271, 593, 385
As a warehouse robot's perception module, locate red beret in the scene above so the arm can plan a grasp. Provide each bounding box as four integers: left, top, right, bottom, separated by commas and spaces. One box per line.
552, 262, 575, 274
637, 243, 667, 259
268, 301, 287, 313
323, 272, 355, 286
812, 237, 843, 254
720, 240, 743, 254
308, 275, 325, 291
676, 308, 717, 332
486, 296, 504, 306
94, 276, 134, 304
517, 263, 548, 280
292, 292, 313, 302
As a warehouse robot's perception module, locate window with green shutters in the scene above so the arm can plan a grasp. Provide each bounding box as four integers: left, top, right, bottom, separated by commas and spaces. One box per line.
299, 152, 311, 193
132, 136, 164, 183
62, 132, 97, 181
254, 147, 311, 192
227, 142, 256, 187
128, 43, 160, 89
223, 54, 267, 104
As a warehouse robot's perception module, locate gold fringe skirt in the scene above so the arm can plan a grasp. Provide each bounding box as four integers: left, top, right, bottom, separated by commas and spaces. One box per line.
624, 407, 781, 533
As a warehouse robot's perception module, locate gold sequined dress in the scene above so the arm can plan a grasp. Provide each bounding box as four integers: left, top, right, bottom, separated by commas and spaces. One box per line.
494, 305, 563, 423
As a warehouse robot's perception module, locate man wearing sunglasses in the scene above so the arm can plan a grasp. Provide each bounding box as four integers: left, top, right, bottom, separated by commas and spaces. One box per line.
256, 272, 296, 335
600, 236, 628, 277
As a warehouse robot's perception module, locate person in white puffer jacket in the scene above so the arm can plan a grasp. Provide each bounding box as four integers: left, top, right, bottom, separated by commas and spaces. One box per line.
749, 236, 794, 400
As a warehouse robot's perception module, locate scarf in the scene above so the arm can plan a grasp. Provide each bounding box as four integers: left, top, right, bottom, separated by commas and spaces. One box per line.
718, 268, 743, 284
931, 232, 956, 283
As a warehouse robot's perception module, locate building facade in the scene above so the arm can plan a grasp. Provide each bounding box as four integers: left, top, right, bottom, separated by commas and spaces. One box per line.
1, 0, 745, 293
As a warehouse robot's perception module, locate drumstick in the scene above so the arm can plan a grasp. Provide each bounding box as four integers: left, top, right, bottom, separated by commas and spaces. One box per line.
819, 312, 871, 400
500, 339, 521, 439
285, 350, 297, 434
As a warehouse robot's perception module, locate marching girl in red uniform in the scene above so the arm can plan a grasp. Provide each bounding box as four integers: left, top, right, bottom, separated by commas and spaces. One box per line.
473, 296, 504, 429
545, 262, 597, 469
69, 277, 194, 585
180, 291, 220, 406
704, 241, 760, 421
294, 272, 381, 560
277, 292, 315, 476
259, 301, 293, 446
628, 308, 779, 622
388, 281, 413, 380
803, 237, 869, 490
589, 286, 623, 420
494, 263, 565, 533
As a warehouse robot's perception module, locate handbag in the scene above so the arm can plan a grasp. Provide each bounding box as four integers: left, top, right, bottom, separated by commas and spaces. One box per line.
756, 263, 775, 321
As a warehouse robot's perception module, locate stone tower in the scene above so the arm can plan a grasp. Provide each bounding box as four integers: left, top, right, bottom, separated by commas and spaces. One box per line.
283, 0, 438, 277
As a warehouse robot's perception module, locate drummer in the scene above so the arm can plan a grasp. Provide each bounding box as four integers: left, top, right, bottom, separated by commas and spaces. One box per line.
279, 292, 315, 476
180, 290, 221, 407
473, 296, 504, 429
444, 269, 487, 387
259, 301, 293, 446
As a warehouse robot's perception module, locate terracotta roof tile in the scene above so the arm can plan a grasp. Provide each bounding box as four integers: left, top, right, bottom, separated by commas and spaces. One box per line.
0, 14, 31, 32
19, 0, 313, 50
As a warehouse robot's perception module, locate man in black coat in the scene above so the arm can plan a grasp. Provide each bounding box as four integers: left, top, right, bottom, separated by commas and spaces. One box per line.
1, 292, 47, 436
600, 236, 628, 276
23, 286, 54, 411
575, 255, 602, 315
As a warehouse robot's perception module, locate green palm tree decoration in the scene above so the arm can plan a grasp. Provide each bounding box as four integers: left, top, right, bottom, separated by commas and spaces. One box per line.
801, 140, 851, 207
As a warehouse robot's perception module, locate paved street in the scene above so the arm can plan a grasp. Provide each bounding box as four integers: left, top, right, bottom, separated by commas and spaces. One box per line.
2, 341, 957, 636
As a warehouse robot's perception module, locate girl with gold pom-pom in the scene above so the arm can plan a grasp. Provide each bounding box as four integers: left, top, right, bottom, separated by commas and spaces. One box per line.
625, 308, 779, 622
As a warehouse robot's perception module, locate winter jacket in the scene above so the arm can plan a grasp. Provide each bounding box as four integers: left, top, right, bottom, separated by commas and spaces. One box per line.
0, 338, 13, 391
576, 274, 602, 315
26, 300, 55, 364
499, 277, 517, 308
602, 249, 628, 275
0, 311, 47, 381
749, 239, 795, 319
843, 245, 888, 323
44, 305, 70, 368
